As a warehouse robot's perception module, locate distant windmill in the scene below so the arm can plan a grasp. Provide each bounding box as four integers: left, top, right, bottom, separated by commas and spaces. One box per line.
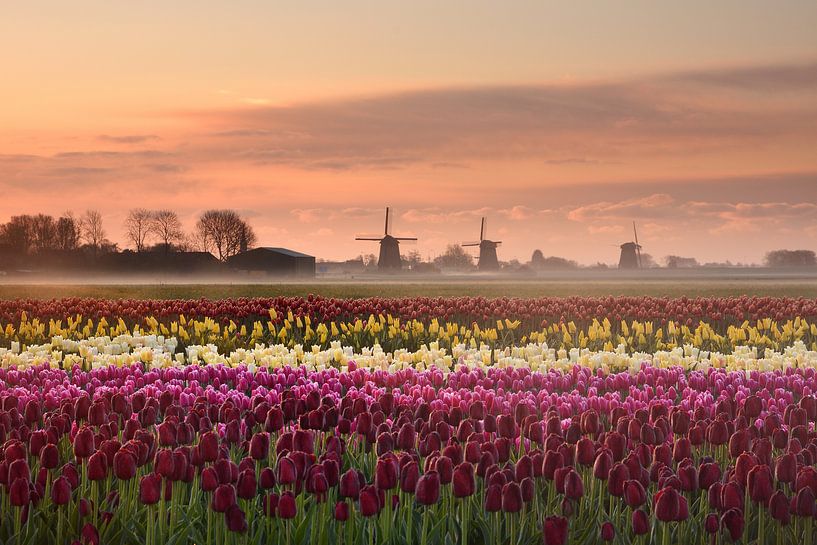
618, 221, 643, 269
462, 217, 501, 271
355, 207, 417, 270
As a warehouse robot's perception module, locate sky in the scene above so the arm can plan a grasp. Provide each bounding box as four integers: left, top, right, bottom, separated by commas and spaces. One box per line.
1, 1, 816, 265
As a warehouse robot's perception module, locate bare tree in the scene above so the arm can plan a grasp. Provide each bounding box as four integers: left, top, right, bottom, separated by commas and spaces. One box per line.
55, 212, 81, 250
195, 209, 256, 261
80, 210, 105, 251
148, 210, 184, 254
125, 208, 153, 252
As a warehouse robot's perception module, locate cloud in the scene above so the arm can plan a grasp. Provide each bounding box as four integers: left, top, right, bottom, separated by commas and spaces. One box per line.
179, 60, 817, 171
98, 134, 160, 144
567, 194, 676, 222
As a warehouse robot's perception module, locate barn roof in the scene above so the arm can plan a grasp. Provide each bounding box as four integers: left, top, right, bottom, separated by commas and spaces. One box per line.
254, 247, 314, 258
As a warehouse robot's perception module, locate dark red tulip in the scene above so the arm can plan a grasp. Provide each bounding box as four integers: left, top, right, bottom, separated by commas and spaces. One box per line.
212, 484, 237, 513
277, 492, 297, 519
600, 521, 615, 542
201, 467, 218, 492
720, 481, 744, 512
608, 463, 629, 497
484, 484, 502, 512
52, 475, 72, 505
775, 453, 797, 484
340, 469, 361, 499
792, 487, 815, 517
73, 427, 95, 459
654, 486, 680, 522
237, 469, 257, 500
501, 482, 523, 513
139, 474, 160, 505
704, 513, 719, 534
593, 450, 613, 480
576, 438, 595, 466
199, 431, 219, 463
415, 471, 440, 506
795, 466, 817, 495
225, 504, 247, 533
39, 444, 59, 470
564, 470, 584, 500
249, 432, 270, 461
698, 462, 721, 490
624, 480, 646, 507
542, 515, 568, 545
81, 523, 99, 545
10, 477, 30, 506
359, 486, 380, 517
452, 463, 475, 498
747, 464, 773, 504
768, 490, 790, 525
631, 510, 649, 535
334, 500, 349, 522
721, 508, 744, 541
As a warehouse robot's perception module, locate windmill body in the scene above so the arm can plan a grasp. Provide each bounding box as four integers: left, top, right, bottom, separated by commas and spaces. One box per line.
356, 207, 416, 270
618, 222, 643, 269
463, 217, 501, 271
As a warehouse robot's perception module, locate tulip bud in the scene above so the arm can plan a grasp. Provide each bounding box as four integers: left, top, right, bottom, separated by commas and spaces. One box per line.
334, 500, 349, 522
653, 486, 680, 522
359, 486, 380, 517
139, 474, 160, 505
721, 508, 744, 541
543, 515, 568, 545
500, 482, 523, 513
87, 452, 108, 482
484, 484, 502, 512
600, 521, 615, 542
768, 490, 790, 525
452, 463, 475, 498
704, 513, 719, 534
212, 484, 237, 513
624, 479, 646, 507
631, 509, 649, 535
415, 471, 441, 506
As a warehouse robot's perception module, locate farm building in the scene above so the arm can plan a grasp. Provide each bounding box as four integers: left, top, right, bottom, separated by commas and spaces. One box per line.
227, 247, 315, 277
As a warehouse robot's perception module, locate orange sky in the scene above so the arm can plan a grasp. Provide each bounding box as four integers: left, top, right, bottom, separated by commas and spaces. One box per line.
2, 1, 817, 265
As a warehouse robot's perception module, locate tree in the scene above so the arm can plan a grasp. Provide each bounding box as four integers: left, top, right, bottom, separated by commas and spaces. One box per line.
125, 208, 153, 252
765, 249, 817, 268
195, 209, 256, 261
665, 255, 699, 268
149, 210, 184, 254
29, 214, 57, 253
402, 250, 423, 268
55, 213, 81, 250
530, 250, 577, 269
0, 215, 35, 254
80, 210, 105, 251
433, 244, 474, 270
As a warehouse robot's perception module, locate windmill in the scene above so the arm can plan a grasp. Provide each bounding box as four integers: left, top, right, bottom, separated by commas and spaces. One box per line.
618, 221, 643, 269
355, 207, 417, 270
462, 217, 501, 271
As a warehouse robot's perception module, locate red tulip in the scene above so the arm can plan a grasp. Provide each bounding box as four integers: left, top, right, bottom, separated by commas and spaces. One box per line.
225, 504, 247, 533
340, 469, 361, 499
334, 500, 350, 522
704, 513, 719, 534
139, 474, 160, 505
501, 482, 523, 513
768, 490, 790, 525
631, 510, 649, 535
608, 463, 629, 497
277, 491, 297, 519
359, 486, 380, 517
416, 471, 441, 506
73, 427, 95, 459
624, 479, 646, 508
600, 521, 615, 542
721, 508, 744, 541
747, 464, 773, 504
484, 484, 502, 512
542, 516, 568, 545
87, 452, 108, 481
81, 523, 99, 545
249, 432, 270, 461
10, 477, 30, 507
653, 486, 680, 522
564, 470, 584, 500
452, 463, 475, 498
212, 484, 237, 513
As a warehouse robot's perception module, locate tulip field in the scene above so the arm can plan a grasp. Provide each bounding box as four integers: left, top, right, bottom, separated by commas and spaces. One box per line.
2, 296, 817, 544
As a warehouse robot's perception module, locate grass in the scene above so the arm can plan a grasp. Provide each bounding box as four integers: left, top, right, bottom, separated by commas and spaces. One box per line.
1, 280, 817, 300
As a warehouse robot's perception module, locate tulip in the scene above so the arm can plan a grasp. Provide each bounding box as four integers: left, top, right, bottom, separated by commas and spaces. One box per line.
501, 482, 523, 513
452, 463, 475, 497
747, 464, 773, 504
768, 490, 790, 525
607, 463, 629, 497
359, 486, 381, 517
792, 487, 815, 517
73, 427, 95, 459
624, 479, 646, 508
600, 522, 615, 542
484, 484, 502, 512
249, 432, 270, 461
564, 469, 584, 500
139, 474, 160, 505
212, 484, 236, 513
87, 452, 108, 481
542, 516, 568, 545
704, 513, 719, 534
81, 523, 99, 545
632, 509, 649, 535
721, 508, 744, 541
334, 500, 350, 522
340, 469, 361, 499
654, 486, 680, 522
416, 471, 441, 506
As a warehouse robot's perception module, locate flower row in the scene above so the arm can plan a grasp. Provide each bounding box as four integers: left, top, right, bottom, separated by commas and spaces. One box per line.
0, 362, 816, 543
5, 334, 817, 374
5, 311, 817, 355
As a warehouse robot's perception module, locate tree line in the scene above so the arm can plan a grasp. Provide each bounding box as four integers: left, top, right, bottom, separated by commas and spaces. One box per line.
0, 209, 256, 262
